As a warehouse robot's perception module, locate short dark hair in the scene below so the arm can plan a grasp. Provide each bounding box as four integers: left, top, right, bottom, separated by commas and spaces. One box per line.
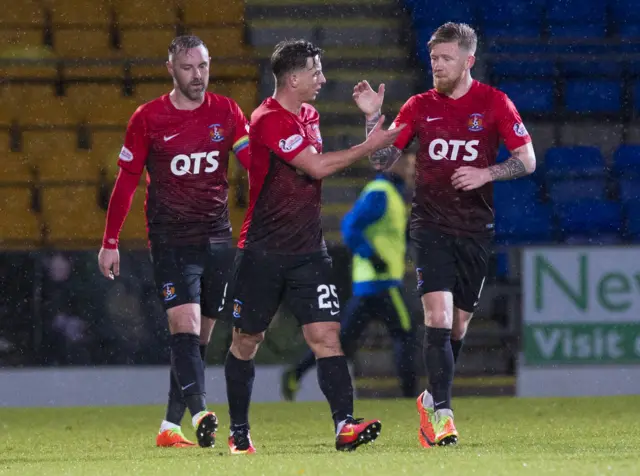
428, 22, 477, 53
270, 39, 323, 83
168, 35, 207, 57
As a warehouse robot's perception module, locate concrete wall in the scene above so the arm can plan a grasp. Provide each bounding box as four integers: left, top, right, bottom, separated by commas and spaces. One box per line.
0, 365, 330, 407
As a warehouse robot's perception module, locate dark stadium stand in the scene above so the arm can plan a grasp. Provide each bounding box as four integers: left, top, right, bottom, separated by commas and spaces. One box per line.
0, 0, 256, 249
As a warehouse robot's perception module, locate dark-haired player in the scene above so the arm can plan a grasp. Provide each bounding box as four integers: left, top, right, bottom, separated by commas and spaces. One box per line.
353, 22, 536, 447
220, 39, 403, 454
98, 35, 250, 448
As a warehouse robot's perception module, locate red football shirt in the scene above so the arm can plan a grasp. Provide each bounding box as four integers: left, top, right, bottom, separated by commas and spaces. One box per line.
392, 80, 531, 236
118, 92, 249, 245
238, 97, 325, 254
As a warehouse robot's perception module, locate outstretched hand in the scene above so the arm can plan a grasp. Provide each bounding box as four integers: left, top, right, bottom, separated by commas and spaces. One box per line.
353, 80, 385, 119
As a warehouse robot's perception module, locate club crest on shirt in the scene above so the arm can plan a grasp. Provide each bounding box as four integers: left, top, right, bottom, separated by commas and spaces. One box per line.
232, 299, 243, 319
162, 282, 177, 302
209, 124, 225, 142
468, 113, 484, 132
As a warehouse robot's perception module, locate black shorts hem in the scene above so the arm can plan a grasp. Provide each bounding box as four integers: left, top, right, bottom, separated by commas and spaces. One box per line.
224, 249, 340, 332
297, 314, 342, 327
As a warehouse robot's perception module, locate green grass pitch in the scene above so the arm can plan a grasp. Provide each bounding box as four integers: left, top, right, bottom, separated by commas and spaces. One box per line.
1, 396, 638, 475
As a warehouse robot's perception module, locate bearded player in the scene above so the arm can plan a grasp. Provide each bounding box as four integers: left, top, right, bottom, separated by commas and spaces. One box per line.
98, 35, 250, 448
353, 22, 536, 447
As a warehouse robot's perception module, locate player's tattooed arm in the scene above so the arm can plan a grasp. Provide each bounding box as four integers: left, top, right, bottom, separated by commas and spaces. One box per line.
487, 143, 536, 181
488, 157, 527, 180
366, 112, 402, 170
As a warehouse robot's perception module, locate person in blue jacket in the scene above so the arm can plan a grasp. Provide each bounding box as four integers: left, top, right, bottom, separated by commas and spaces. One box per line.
281, 158, 416, 400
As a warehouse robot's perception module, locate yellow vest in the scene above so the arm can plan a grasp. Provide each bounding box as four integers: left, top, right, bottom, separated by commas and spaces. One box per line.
352, 178, 407, 286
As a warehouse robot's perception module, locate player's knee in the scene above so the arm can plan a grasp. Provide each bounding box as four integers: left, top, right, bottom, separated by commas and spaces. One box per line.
303, 322, 342, 358
199, 317, 216, 345
421, 292, 453, 328
167, 304, 200, 334
424, 308, 453, 329
452, 312, 473, 340
230, 329, 264, 360
451, 322, 467, 340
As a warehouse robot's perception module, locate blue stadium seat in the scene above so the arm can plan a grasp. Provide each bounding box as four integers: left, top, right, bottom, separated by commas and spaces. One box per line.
412, 27, 431, 66
504, 42, 609, 55
498, 80, 554, 113
619, 178, 640, 202
488, 42, 548, 55
495, 202, 554, 244
625, 200, 640, 240
494, 251, 510, 280
548, 0, 607, 22
483, 24, 541, 40
410, 0, 473, 28
613, 145, 640, 178
480, 0, 543, 43
479, 0, 544, 24
612, 0, 640, 22
618, 23, 640, 38
496, 144, 509, 163
544, 146, 605, 178
560, 61, 623, 77
619, 41, 640, 54
491, 60, 555, 78
556, 199, 622, 240
548, 178, 607, 203
558, 43, 613, 55
548, 23, 607, 38
565, 80, 622, 113
633, 81, 640, 112
493, 178, 540, 206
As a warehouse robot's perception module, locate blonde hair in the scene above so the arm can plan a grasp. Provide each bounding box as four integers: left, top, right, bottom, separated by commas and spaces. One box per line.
428, 22, 477, 54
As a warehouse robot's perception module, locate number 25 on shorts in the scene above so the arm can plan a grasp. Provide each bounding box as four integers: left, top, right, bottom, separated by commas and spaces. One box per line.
317, 284, 340, 316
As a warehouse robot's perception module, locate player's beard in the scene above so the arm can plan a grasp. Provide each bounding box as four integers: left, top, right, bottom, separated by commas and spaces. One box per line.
179, 80, 206, 101
433, 75, 459, 95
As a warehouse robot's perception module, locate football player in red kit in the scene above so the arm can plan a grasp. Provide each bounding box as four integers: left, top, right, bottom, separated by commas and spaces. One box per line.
98, 35, 250, 449
353, 22, 536, 447
220, 39, 403, 454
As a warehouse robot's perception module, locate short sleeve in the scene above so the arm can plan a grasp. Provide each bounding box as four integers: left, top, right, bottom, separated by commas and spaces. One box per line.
493, 92, 532, 151
256, 112, 313, 162
391, 96, 418, 151
117, 106, 151, 174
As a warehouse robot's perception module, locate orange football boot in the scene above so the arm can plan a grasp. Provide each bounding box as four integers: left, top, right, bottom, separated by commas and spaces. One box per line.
156, 428, 196, 448
335, 418, 382, 451
416, 391, 436, 448
228, 427, 256, 455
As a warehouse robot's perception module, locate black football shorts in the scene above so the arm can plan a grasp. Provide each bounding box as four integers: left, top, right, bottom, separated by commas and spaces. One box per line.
410, 227, 491, 313
221, 249, 341, 334
150, 240, 234, 318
